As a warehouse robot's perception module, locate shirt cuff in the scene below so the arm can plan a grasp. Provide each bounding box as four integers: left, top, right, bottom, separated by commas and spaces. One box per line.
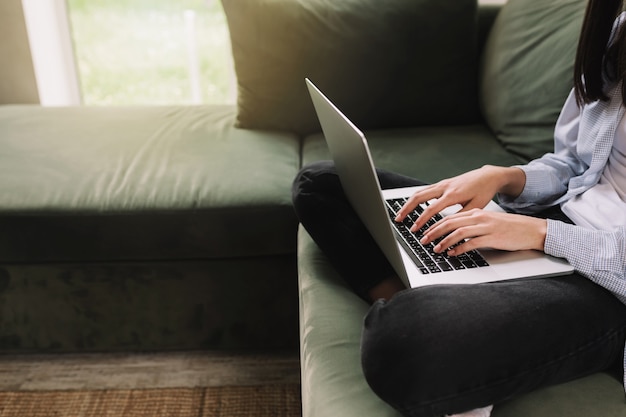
544, 219, 571, 259
497, 165, 539, 208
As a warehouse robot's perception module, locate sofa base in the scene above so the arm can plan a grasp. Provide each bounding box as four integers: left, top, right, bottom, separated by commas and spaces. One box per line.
0, 255, 298, 352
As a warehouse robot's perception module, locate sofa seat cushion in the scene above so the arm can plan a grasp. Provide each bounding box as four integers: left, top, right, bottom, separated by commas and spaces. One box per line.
301, 124, 523, 183
0, 105, 300, 263
298, 228, 626, 417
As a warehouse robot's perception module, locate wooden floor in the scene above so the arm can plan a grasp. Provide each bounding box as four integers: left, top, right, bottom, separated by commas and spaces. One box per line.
0, 350, 300, 391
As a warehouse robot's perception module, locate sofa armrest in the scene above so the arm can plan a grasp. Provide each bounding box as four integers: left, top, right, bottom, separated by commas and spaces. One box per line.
298, 227, 402, 417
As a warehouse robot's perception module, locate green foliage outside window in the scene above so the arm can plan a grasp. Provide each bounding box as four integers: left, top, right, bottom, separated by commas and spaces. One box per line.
67, 0, 234, 105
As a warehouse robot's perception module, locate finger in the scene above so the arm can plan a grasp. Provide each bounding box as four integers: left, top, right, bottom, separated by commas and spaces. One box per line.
419, 215, 455, 243
395, 187, 441, 221
409, 189, 488, 232
413, 203, 476, 235
425, 219, 481, 252
423, 211, 487, 247
435, 226, 481, 254
409, 197, 460, 232
446, 236, 488, 256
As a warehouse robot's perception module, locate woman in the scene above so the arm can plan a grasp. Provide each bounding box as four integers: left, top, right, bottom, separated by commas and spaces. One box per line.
292, 0, 626, 416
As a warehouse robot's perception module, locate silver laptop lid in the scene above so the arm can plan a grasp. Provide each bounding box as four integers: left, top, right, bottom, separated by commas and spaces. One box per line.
305, 78, 412, 286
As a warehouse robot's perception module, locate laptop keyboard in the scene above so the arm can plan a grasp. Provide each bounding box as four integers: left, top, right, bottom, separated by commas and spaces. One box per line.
385, 198, 489, 274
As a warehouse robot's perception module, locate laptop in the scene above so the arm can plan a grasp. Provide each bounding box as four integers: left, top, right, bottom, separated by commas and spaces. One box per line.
305, 78, 574, 289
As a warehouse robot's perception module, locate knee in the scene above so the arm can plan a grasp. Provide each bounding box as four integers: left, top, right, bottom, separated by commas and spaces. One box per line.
291, 160, 337, 207
292, 160, 335, 190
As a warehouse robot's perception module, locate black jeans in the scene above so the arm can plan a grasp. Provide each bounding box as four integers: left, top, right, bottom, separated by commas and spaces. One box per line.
292, 160, 626, 417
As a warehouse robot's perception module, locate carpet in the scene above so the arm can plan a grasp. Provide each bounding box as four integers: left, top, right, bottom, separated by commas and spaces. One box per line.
0, 384, 301, 417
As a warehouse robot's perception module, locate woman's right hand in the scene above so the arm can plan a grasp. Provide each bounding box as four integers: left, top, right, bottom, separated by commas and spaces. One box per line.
395, 165, 526, 233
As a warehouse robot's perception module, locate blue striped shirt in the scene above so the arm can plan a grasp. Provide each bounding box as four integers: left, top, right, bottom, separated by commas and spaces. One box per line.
498, 83, 626, 389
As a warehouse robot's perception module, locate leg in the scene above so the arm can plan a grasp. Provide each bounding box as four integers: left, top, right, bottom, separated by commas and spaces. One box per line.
361, 275, 626, 417
292, 160, 424, 301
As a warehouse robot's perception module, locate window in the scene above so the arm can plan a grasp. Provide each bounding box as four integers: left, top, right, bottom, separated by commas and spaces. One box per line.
21, 0, 82, 105
23, 0, 235, 106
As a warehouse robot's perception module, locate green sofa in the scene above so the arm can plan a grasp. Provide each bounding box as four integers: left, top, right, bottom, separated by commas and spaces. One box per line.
0, 104, 301, 351
1, 0, 625, 415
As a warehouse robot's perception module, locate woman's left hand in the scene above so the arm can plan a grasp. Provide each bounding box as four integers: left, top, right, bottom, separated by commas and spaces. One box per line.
420, 209, 548, 256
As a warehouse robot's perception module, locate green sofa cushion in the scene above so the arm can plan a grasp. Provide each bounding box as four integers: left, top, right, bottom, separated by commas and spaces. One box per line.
223, 0, 479, 137
0, 105, 300, 263
479, 0, 586, 161
302, 125, 523, 183
298, 228, 396, 417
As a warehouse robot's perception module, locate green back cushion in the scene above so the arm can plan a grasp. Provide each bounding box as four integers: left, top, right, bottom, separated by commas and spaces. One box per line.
480, 0, 587, 161
222, 0, 478, 136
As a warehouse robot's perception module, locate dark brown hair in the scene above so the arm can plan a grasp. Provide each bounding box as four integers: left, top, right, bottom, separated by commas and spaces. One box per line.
574, 0, 626, 105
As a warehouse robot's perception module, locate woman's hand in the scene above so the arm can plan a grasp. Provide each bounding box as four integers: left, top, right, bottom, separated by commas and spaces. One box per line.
420, 209, 547, 256
395, 165, 526, 233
